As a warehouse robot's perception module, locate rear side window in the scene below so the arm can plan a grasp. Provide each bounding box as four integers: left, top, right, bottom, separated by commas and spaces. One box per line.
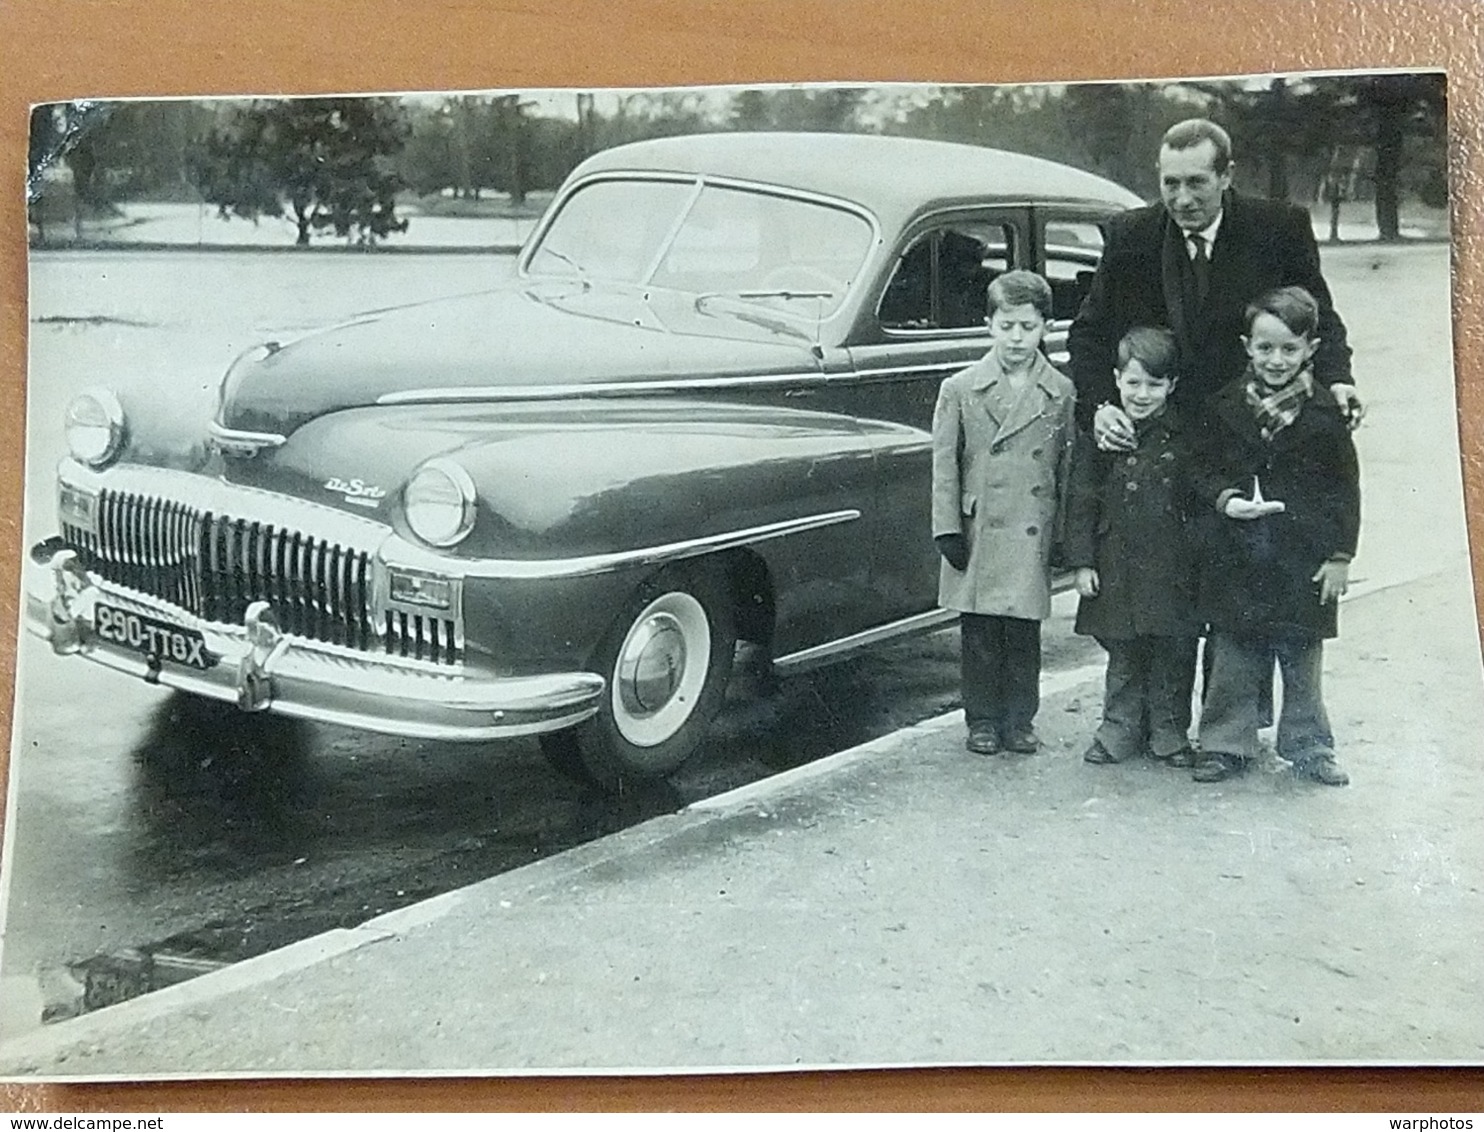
1043, 220, 1107, 322
878, 221, 1014, 332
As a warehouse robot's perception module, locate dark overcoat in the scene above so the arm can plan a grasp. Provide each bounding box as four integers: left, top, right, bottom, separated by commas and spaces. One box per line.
1067, 191, 1353, 428
931, 351, 1076, 620
1063, 409, 1201, 640
1190, 376, 1361, 641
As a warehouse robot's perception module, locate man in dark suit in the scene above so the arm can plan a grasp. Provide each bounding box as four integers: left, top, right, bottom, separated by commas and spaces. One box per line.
1069, 117, 1361, 446
1068, 117, 1362, 747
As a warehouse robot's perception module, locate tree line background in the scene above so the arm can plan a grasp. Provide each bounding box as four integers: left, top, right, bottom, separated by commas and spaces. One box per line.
27, 75, 1446, 246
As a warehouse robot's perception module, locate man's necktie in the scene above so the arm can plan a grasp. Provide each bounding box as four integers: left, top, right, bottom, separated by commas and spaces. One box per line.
1189, 233, 1211, 304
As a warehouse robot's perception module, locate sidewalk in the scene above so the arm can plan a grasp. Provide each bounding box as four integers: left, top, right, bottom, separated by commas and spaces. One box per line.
2, 567, 1482, 1079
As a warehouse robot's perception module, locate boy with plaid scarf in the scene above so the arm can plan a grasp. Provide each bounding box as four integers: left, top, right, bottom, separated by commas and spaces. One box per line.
1190, 286, 1360, 785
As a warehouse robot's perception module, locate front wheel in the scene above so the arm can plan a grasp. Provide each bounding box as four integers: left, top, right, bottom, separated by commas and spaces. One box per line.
539, 563, 735, 791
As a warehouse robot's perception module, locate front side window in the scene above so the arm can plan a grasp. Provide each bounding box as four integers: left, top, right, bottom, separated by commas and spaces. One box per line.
527, 178, 695, 284
878, 221, 1014, 333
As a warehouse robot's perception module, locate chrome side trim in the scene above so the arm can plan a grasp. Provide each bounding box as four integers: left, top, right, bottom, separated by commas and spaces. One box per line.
843, 361, 968, 382
208, 420, 289, 456
879, 327, 991, 342
382, 509, 863, 580
375, 359, 994, 407
772, 607, 959, 674
376, 371, 829, 406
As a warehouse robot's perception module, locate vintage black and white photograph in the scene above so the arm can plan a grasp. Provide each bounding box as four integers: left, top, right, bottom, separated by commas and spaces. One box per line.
0, 71, 1479, 1078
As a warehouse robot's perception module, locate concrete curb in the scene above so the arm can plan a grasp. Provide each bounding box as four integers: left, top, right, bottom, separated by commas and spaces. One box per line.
690, 659, 1108, 813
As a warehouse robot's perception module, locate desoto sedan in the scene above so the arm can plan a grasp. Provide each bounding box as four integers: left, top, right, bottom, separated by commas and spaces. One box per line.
26, 131, 1140, 789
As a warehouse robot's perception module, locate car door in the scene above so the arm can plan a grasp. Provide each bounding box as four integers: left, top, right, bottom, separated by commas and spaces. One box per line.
837, 208, 1031, 624
1032, 209, 1112, 372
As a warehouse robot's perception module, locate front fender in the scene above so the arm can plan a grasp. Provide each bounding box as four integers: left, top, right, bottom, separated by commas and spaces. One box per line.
257, 398, 908, 559
363, 398, 925, 667
251, 398, 925, 666
449, 402, 891, 561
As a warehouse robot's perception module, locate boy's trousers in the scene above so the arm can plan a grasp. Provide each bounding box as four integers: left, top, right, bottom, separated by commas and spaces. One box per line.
960, 613, 1040, 735
1199, 631, 1335, 763
1094, 635, 1198, 760
1200, 638, 1277, 728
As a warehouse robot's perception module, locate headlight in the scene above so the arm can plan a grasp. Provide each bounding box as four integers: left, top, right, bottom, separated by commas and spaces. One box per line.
403, 458, 477, 547
65, 388, 126, 468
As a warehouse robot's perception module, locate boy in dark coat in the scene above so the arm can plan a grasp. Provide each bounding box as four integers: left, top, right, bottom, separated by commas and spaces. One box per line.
1190, 286, 1360, 785
1065, 327, 1200, 767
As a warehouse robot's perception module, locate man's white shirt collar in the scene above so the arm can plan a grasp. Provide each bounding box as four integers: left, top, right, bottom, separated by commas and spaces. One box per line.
1186, 211, 1223, 257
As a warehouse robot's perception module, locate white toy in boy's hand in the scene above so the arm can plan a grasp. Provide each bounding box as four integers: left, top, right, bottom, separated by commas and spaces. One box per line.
1074, 567, 1100, 598
1225, 497, 1287, 519
1224, 474, 1286, 520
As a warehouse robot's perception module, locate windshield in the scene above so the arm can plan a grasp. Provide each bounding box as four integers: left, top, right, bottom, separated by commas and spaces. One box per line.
527, 177, 874, 317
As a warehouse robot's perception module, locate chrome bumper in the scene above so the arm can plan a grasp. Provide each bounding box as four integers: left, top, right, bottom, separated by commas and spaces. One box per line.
25, 546, 605, 742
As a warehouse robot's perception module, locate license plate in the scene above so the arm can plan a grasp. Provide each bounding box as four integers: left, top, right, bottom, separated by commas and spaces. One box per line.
94, 603, 216, 670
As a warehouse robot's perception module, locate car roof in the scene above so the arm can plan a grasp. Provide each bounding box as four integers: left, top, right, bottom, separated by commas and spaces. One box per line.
568, 131, 1146, 224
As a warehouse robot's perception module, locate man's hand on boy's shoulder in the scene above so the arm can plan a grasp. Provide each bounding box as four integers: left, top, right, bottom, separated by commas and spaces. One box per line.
1328, 382, 1365, 429
1093, 403, 1137, 452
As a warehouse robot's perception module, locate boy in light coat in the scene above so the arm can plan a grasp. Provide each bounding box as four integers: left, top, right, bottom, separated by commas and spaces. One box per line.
932, 271, 1077, 755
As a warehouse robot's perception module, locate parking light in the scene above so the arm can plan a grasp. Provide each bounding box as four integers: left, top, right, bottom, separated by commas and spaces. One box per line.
388, 569, 456, 611
58, 483, 100, 534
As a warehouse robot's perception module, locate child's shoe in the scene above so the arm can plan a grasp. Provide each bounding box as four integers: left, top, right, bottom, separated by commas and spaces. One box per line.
1156, 747, 1197, 768
1193, 753, 1246, 782
1001, 728, 1039, 754
1296, 754, 1349, 786
966, 727, 1000, 756
1082, 740, 1120, 764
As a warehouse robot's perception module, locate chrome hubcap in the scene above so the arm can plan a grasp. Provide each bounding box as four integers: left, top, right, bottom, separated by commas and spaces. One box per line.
612, 591, 710, 747
626, 614, 686, 712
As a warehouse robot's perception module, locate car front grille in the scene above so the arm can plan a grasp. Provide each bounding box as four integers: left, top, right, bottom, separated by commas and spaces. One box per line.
63, 488, 460, 665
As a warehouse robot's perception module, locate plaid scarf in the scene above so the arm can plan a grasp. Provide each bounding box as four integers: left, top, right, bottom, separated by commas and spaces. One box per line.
1244, 366, 1314, 441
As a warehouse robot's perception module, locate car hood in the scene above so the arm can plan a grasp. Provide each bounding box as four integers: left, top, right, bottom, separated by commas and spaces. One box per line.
217, 281, 827, 437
